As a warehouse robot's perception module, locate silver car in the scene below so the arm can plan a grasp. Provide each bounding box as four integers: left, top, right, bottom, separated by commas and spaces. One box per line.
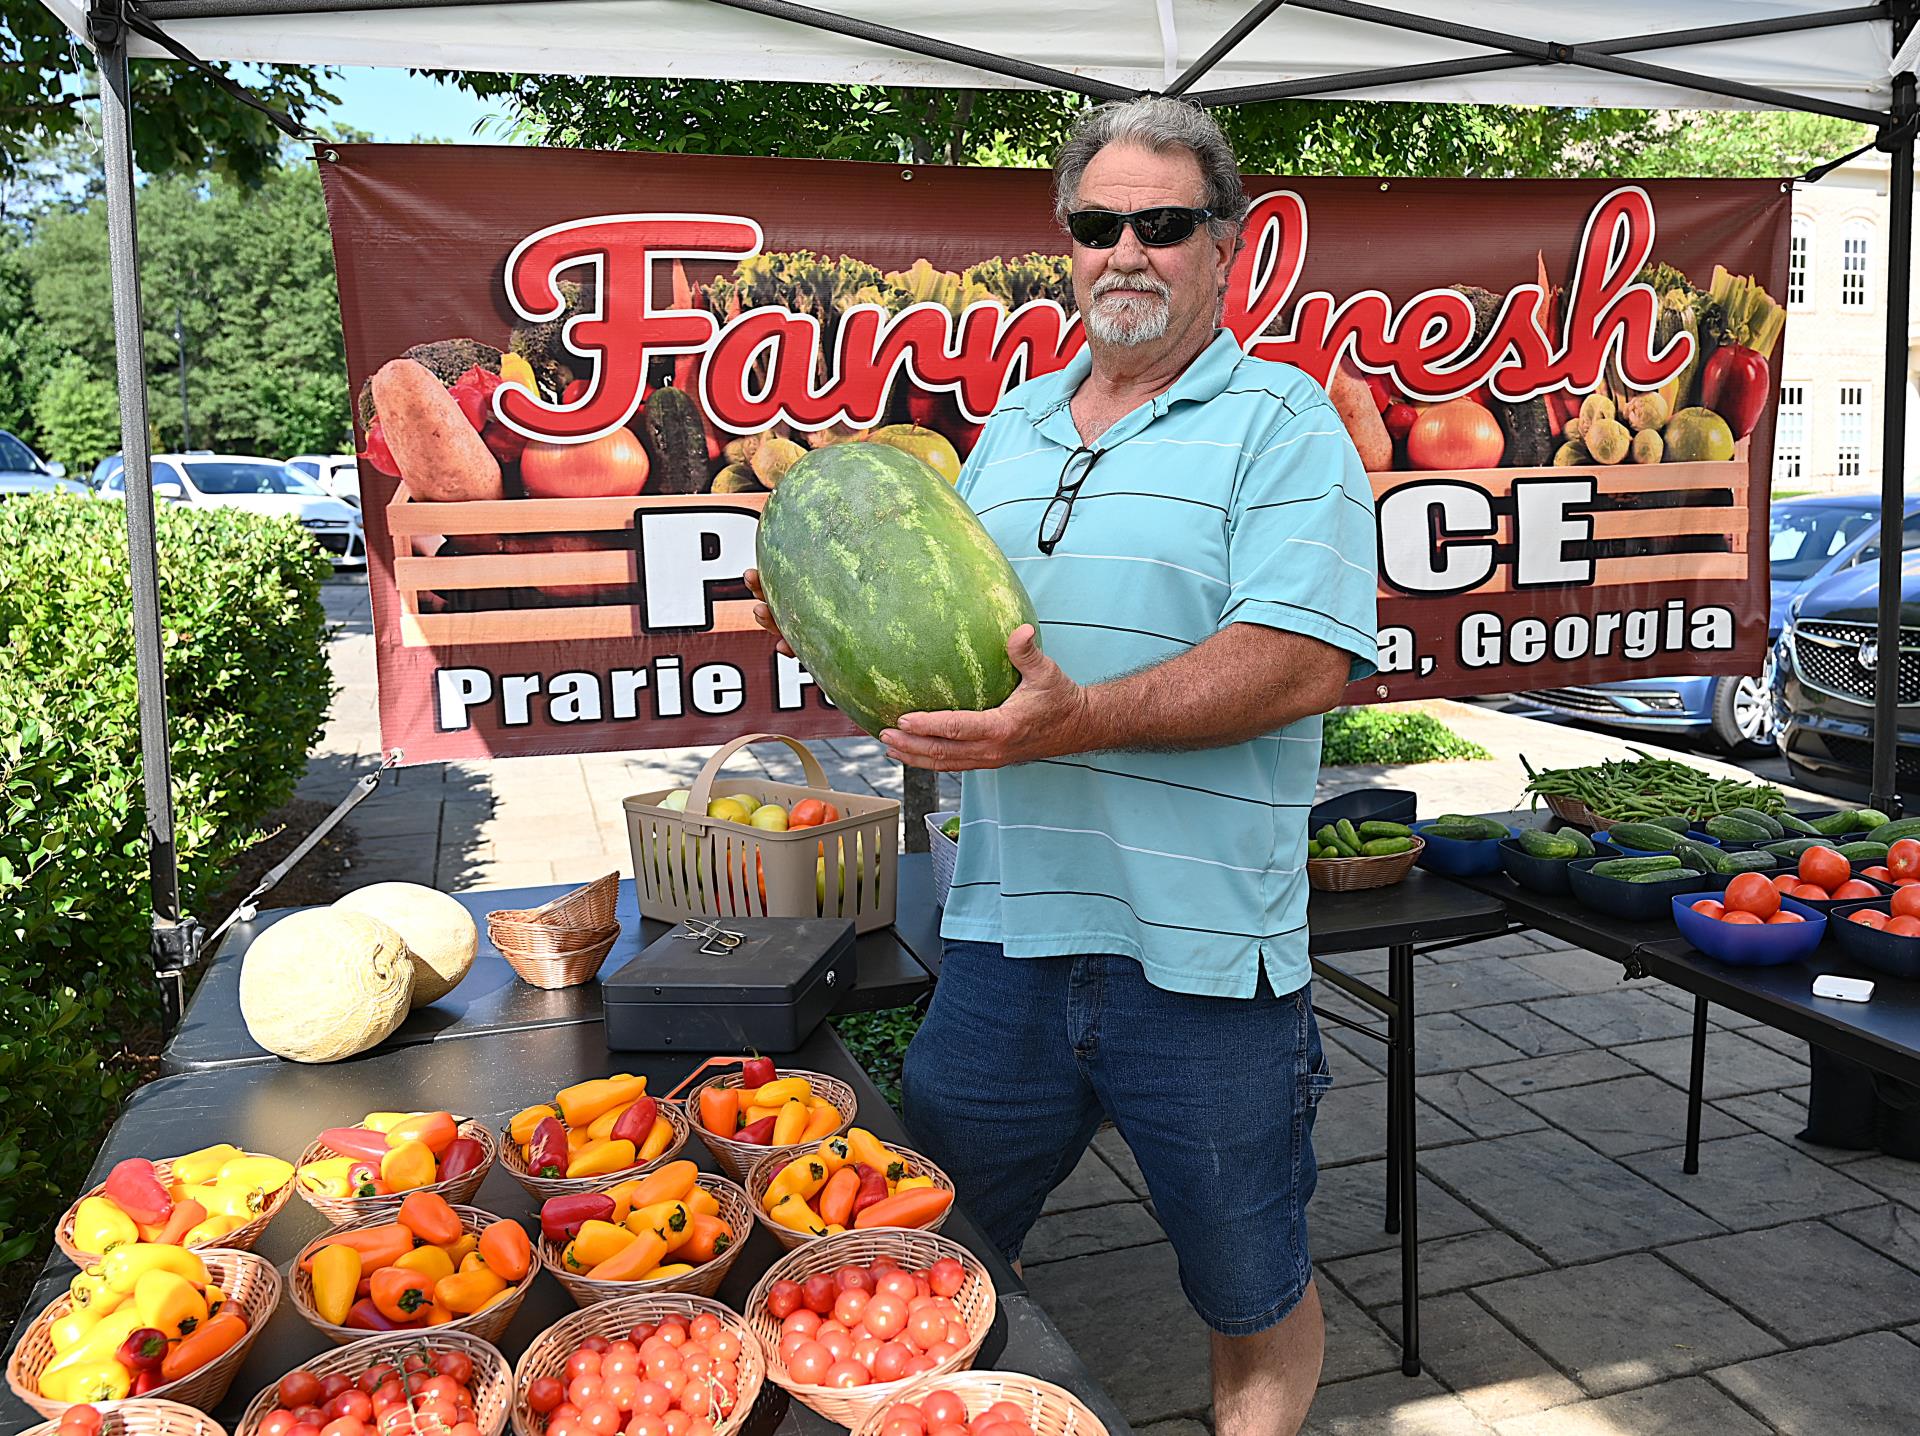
0, 430, 89, 500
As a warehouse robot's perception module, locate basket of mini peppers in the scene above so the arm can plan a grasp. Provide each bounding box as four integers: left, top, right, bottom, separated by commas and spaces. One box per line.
57, 1147, 296, 1265
686, 1059, 855, 1182
290, 1191, 536, 1345
8, 1246, 279, 1416
535, 1159, 753, 1307
501, 1075, 690, 1202
295, 1110, 496, 1225
748, 1131, 955, 1251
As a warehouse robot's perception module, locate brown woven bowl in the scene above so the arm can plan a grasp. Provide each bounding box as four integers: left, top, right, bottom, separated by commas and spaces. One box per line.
294, 1119, 497, 1225
1543, 793, 1604, 831
1306, 834, 1424, 893
684, 1069, 856, 1182
745, 1230, 996, 1429
290, 1205, 537, 1346
538, 1174, 753, 1307
56, 1153, 296, 1266
499, 1100, 691, 1204
746, 1145, 955, 1251
233, 1330, 512, 1436
510, 1293, 764, 1436
16, 1399, 229, 1436
492, 873, 619, 931
6, 1249, 280, 1420
851, 1372, 1110, 1436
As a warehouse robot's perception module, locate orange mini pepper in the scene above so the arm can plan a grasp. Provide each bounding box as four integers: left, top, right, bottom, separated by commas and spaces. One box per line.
434, 1266, 507, 1314
698, 1087, 740, 1138
636, 1115, 676, 1162
604, 1178, 644, 1225
556, 1075, 647, 1129
566, 1139, 636, 1179
679, 1213, 734, 1265
509, 1105, 557, 1146
478, 1219, 532, 1282
371, 1267, 436, 1322
816, 1167, 861, 1229
424, 1304, 456, 1326
299, 1223, 412, 1272
397, 1191, 462, 1246
800, 1105, 841, 1143
387, 1111, 457, 1156
628, 1160, 698, 1208
585, 1232, 668, 1283
159, 1311, 247, 1382
309, 1244, 361, 1326
684, 1185, 720, 1219
380, 1140, 437, 1193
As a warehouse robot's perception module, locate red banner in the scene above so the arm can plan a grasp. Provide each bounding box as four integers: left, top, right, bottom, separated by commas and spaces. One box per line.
319, 145, 1789, 764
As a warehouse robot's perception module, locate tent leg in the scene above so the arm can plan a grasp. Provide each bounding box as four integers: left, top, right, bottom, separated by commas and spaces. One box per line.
1874, 76, 1916, 818
92, 10, 200, 1026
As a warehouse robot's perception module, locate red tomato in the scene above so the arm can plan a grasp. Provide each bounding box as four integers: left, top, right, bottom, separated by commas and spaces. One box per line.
872, 1344, 913, 1383
320, 1376, 354, 1403
782, 1310, 822, 1340
603, 1376, 637, 1411
329, 1393, 374, 1423
788, 1342, 833, 1385
517, 1376, 564, 1412
1724, 872, 1781, 919
930, 1425, 970, 1436
927, 1258, 965, 1298
833, 1289, 870, 1327
1892, 886, 1920, 920
877, 1272, 920, 1302
836, 1267, 875, 1293
983, 1404, 1028, 1427
1691, 900, 1726, 919
1721, 910, 1764, 925
569, 1377, 605, 1409
1765, 911, 1805, 923
631, 1382, 672, 1417
707, 1332, 741, 1363
1789, 884, 1831, 902
581, 1403, 624, 1436
628, 1325, 657, 1348
824, 1361, 870, 1390
1890, 838, 1920, 880
880, 1408, 926, 1436
263, 1415, 298, 1436
1888, 915, 1920, 937
687, 1315, 720, 1344
818, 1327, 854, 1363
862, 1294, 909, 1340
282, 1373, 325, 1410
1771, 875, 1799, 894
358, 1367, 395, 1398
434, 1353, 473, 1387
1864, 866, 1893, 882
852, 1336, 884, 1371
60, 1409, 103, 1436
908, 1309, 949, 1352
320, 1419, 367, 1436
1851, 909, 1890, 929
627, 1418, 666, 1436
1900, 878, 1920, 887
1799, 846, 1849, 892
1832, 879, 1881, 901
1406, 400, 1505, 470
778, 1332, 813, 1365
921, 1393, 969, 1429
802, 1274, 839, 1315
567, 1352, 603, 1381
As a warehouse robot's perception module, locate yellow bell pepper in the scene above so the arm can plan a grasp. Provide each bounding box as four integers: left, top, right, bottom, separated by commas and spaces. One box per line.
562, 1220, 635, 1273
169, 1143, 243, 1186
771, 1099, 809, 1147
684, 1185, 720, 1219
438, 1233, 479, 1267
298, 1157, 356, 1197
73, 1196, 139, 1256
181, 1213, 247, 1248
102, 1242, 207, 1294
556, 1075, 647, 1129
135, 1269, 209, 1340
435, 1267, 507, 1314
194, 1179, 269, 1220
824, 1223, 846, 1235
380, 1140, 436, 1192
217, 1154, 294, 1194
361, 1110, 418, 1133
764, 1154, 830, 1209
49, 1307, 102, 1353
751, 1078, 813, 1107
310, 1242, 361, 1326
41, 1359, 131, 1404
846, 1127, 892, 1173
640, 1264, 694, 1280
67, 1270, 120, 1314
626, 1201, 691, 1252
204, 1283, 227, 1318
565, 1138, 635, 1179
765, 1193, 829, 1236
41, 1305, 143, 1381
394, 1245, 456, 1283
894, 1176, 935, 1193
459, 1251, 487, 1273
566, 1128, 593, 1152
509, 1105, 557, 1146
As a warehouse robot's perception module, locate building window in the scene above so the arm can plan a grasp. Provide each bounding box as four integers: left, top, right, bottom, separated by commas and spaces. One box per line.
1838, 383, 1868, 478
1788, 218, 1810, 307
1775, 383, 1805, 484
1842, 221, 1872, 310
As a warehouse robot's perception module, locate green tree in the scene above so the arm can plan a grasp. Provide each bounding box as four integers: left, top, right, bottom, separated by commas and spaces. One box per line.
31, 355, 118, 470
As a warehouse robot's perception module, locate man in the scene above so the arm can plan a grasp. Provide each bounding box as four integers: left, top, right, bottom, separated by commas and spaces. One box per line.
750, 96, 1376, 1436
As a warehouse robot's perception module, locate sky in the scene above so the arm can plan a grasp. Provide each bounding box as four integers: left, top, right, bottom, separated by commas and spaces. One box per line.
311, 67, 510, 143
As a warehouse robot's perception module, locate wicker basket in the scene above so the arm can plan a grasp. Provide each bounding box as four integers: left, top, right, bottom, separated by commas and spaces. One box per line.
492, 873, 620, 931
746, 1145, 954, 1251
55, 1153, 296, 1266
6, 1250, 280, 1420
489, 873, 622, 989
510, 1293, 764, 1436
233, 1330, 512, 1436
290, 1206, 537, 1346
851, 1372, 1110, 1436
1306, 834, 1424, 892
499, 1100, 691, 1204
1543, 793, 1604, 831
624, 733, 901, 934
745, 1230, 996, 1429
294, 1119, 497, 1225
683, 1068, 856, 1182
16, 1400, 228, 1436
537, 1175, 754, 1307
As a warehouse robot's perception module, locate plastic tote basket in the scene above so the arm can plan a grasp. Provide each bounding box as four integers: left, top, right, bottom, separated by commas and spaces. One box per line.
625, 733, 900, 934
927, 811, 959, 908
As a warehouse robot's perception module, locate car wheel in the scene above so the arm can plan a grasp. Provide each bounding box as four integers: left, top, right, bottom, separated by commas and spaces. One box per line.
1711, 673, 1774, 753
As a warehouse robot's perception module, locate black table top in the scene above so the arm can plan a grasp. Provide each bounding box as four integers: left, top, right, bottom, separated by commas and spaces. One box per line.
3, 1024, 1130, 1436
166, 878, 937, 1074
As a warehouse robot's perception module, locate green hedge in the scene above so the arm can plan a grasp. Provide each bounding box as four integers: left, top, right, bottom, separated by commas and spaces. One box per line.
0, 495, 332, 1271
1321, 707, 1491, 766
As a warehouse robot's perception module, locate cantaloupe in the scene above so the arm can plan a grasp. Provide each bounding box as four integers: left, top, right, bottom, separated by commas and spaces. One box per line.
238, 908, 414, 1063
333, 883, 477, 1005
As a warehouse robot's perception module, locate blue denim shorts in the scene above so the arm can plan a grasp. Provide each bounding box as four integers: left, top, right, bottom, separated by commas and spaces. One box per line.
900, 940, 1331, 1336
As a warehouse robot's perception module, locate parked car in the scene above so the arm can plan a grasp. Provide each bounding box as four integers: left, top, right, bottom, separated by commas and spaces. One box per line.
1514, 492, 1920, 752
1773, 545, 1920, 795
97, 453, 366, 565
287, 453, 362, 508
0, 429, 88, 499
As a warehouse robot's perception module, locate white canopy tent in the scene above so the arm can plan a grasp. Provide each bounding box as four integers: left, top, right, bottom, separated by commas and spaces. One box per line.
33, 0, 1920, 1012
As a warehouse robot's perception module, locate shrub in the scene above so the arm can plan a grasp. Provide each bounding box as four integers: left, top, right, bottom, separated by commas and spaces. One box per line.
1321, 707, 1492, 766
0, 494, 332, 1275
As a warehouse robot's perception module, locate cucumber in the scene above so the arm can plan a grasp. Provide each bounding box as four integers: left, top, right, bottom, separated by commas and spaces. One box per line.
1812, 810, 1862, 836
1867, 818, 1920, 846
1428, 814, 1510, 840
1517, 828, 1582, 860
1721, 850, 1780, 873
1776, 812, 1822, 837
1727, 806, 1784, 839
1336, 819, 1363, 853
1855, 808, 1891, 830
1704, 815, 1772, 842
1608, 822, 1683, 853
1362, 836, 1414, 856
1646, 814, 1694, 833
1358, 821, 1412, 839
1561, 827, 1594, 857
1624, 869, 1692, 883
1837, 840, 1891, 862
1672, 839, 1727, 875
1592, 855, 1683, 879
1316, 824, 1340, 853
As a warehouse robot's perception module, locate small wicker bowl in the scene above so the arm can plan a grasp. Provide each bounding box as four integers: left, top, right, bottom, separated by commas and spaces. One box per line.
490, 875, 621, 990
851, 1371, 1110, 1436
499, 1100, 692, 1204
294, 1119, 497, 1225
684, 1069, 856, 1183
16, 1400, 228, 1436
746, 1145, 955, 1251
510, 1293, 764, 1436
6, 1249, 280, 1420
55, 1153, 296, 1266
745, 1230, 996, 1429
233, 1330, 512, 1436
538, 1174, 753, 1307
1306, 834, 1424, 893
1543, 793, 1604, 831
290, 1205, 537, 1346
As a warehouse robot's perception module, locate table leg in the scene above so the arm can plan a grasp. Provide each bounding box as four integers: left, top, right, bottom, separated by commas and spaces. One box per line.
1391, 942, 1420, 1376
1684, 996, 1708, 1176
1384, 1030, 1401, 1235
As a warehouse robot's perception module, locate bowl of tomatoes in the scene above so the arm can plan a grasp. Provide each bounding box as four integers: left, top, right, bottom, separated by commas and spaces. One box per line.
1831, 885, 1920, 980
1759, 844, 1894, 913
1673, 874, 1826, 966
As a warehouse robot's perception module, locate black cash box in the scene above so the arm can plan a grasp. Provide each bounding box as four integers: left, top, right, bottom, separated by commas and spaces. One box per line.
601, 918, 856, 1053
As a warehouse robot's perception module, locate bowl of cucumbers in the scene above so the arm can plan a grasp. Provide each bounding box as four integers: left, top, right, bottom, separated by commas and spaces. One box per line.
1567, 848, 1748, 920
1409, 815, 1518, 876
1306, 819, 1422, 892
1499, 827, 1618, 895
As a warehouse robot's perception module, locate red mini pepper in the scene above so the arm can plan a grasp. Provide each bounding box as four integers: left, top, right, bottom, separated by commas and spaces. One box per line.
608, 1095, 659, 1147
526, 1117, 569, 1180
850, 1162, 889, 1217
347, 1161, 383, 1198
344, 1297, 422, 1332
116, 1328, 168, 1374
740, 1056, 777, 1091
132, 1370, 165, 1396
104, 1159, 172, 1226
538, 1192, 614, 1245
438, 1136, 486, 1182
734, 1115, 777, 1146
320, 1127, 391, 1163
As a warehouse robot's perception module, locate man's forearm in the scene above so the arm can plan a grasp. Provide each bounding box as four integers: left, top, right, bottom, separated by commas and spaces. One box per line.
1073, 623, 1354, 754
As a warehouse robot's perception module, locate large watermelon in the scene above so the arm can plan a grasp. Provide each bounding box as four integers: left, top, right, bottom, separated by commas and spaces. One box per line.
756, 441, 1038, 736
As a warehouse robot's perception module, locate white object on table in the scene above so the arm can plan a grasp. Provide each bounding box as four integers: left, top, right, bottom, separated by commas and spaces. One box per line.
1813, 974, 1875, 1003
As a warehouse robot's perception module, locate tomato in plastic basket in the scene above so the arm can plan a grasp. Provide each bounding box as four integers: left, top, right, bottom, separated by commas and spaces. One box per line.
1799, 846, 1849, 892
1724, 873, 1781, 920
1852, 909, 1890, 929
1721, 910, 1764, 925
1772, 875, 1799, 894
1690, 899, 1726, 920
1892, 886, 1920, 920
1790, 883, 1831, 902
1889, 838, 1920, 881
1832, 879, 1881, 901
1765, 910, 1805, 924
1886, 915, 1920, 938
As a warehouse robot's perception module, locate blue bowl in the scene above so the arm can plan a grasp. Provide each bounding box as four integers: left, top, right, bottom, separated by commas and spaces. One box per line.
1829, 899, 1920, 980
1568, 857, 1726, 921
1593, 830, 1723, 857
1671, 891, 1826, 966
1498, 836, 1622, 896
1411, 820, 1519, 876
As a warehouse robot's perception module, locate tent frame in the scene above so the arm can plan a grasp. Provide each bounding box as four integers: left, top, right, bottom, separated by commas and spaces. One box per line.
81, 0, 1920, 1020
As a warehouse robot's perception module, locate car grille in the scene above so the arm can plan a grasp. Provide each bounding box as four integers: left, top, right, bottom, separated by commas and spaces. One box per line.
312, 532, 352, 555
1792, 621, 1920, 705
1518, 688, 1630, 716
1820, 734, 1920, 784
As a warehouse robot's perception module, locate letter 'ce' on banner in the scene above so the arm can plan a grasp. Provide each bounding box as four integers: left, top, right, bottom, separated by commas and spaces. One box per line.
319, 146, 1788, 764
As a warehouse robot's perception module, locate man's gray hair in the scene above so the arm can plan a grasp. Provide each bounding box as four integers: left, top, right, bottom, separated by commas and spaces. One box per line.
1052, 97, 1249, 244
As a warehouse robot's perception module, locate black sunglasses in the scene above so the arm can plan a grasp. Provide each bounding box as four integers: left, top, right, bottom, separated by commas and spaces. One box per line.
1040, 446, 1103, 555
1066, 206, 1214, 249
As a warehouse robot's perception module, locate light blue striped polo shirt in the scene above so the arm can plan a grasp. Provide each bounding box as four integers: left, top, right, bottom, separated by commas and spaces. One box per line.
938, 330, 1380, 999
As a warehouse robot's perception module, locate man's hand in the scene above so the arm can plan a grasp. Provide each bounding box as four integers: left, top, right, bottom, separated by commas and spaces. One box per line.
880, 625, 1095, 772
742, 567, 793, 658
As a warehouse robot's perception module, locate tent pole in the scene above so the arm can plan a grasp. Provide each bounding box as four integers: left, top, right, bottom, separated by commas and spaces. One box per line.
1874, 72, 1916, 816
89, 3, 200, 1027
